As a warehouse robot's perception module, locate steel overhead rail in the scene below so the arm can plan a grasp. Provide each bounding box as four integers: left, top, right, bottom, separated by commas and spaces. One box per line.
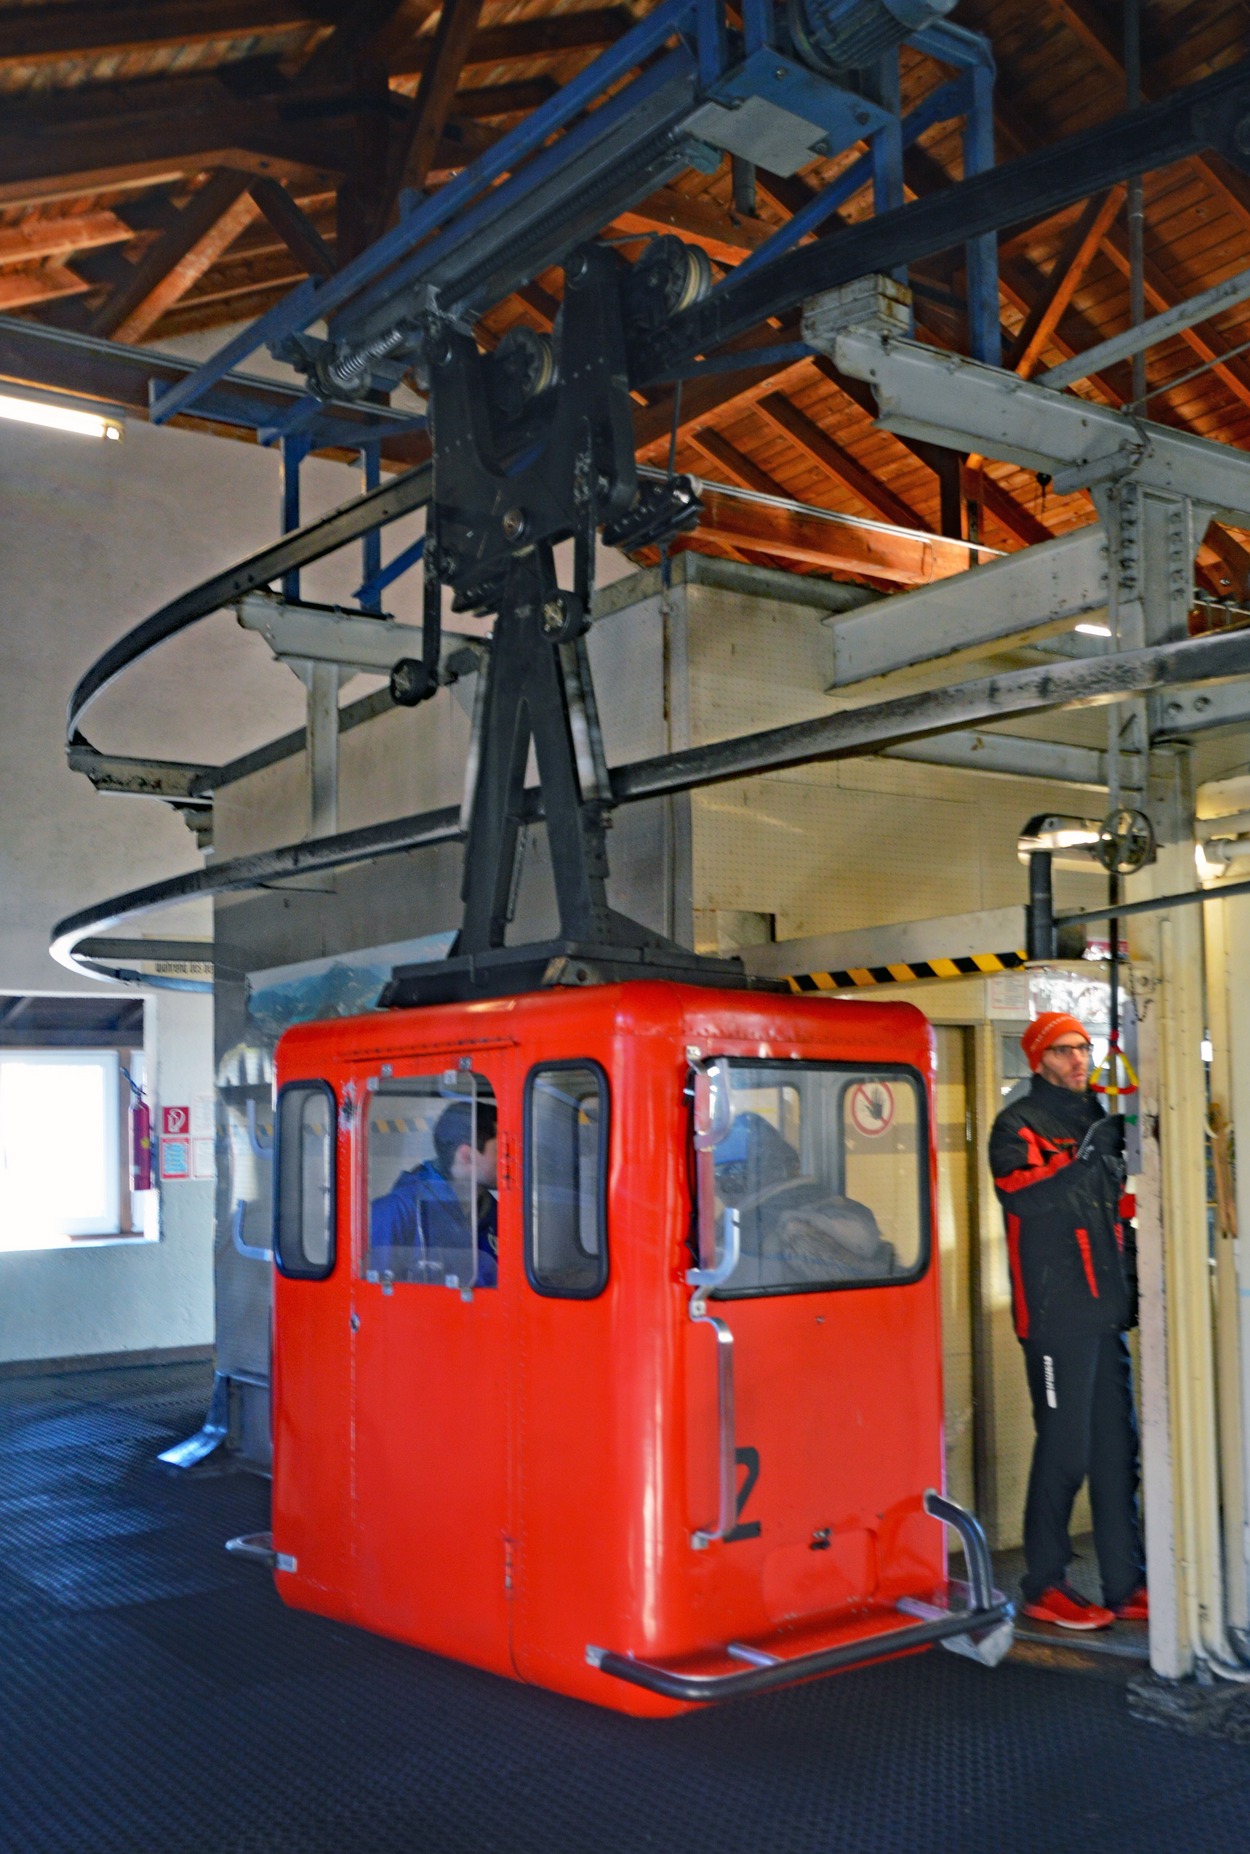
65, 454, 985, 765
636, 56, 1250, 383
52, 625, 1250, 983
828, 328, 1250, 517
0, 315, 425, 454
146, 0, 721, 426
149, 0, 1000, 426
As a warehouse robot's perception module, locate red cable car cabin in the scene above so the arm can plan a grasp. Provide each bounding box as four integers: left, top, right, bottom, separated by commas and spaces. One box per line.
271, 980, 1010, 1717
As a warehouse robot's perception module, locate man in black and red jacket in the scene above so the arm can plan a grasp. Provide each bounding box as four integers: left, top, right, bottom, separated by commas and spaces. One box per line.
989, 1011, 1147, 1631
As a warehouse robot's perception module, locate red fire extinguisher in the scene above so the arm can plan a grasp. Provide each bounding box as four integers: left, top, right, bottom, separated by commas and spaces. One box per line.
130, 1097, 153, 1193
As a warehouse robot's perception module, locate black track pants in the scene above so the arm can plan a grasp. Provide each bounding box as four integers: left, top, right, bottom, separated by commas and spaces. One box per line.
1019, 1329, 1145, 1607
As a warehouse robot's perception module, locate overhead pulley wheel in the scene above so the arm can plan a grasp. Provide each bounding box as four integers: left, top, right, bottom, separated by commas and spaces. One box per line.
1097, 807, 1155, 875
490, 326, 558, 421
626, 237, 713, 333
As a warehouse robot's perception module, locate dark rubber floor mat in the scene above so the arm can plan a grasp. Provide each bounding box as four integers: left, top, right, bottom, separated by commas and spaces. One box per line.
0, 1491, 165, 1550
6, 1406, 175, 1454
5, 1363, 1250, 1854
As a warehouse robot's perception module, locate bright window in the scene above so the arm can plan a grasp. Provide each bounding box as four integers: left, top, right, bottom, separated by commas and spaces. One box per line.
0, 1050, 121, 1246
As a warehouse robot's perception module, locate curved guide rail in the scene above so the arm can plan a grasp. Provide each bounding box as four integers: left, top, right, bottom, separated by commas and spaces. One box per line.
66, 463, 432, 745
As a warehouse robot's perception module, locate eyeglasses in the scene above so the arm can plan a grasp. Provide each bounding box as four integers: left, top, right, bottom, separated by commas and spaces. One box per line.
1047, 1042, 1091, 1059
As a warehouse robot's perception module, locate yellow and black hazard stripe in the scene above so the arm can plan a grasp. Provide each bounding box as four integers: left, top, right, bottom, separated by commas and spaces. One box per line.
787, 949, 1028, 992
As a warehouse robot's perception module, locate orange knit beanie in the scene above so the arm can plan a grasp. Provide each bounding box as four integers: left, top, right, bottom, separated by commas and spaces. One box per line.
1021, 1012, 1091, 1072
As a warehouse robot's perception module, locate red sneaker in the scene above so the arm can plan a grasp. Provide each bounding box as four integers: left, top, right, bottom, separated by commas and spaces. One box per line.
1021, 1583, 1115, 1630
1112, 1586, 1149, 1621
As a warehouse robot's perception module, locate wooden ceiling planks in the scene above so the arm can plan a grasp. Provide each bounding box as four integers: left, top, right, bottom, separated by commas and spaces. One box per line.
0, 0, 1248, 591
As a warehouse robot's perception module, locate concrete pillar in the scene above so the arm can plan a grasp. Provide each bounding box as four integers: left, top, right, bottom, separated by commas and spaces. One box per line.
1132, 750, 1229, 1676
1201, 883, 1249, 1636
1213, 879, 1250, 1648
1129, 873, 1186, 1676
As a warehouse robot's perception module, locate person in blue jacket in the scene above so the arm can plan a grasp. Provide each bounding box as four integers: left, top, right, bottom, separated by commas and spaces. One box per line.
371, 1098, 498, 1286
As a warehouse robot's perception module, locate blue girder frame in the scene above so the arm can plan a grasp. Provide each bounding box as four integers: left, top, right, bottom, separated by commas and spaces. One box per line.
151, 2, 999, 429
147, 1, 997, 610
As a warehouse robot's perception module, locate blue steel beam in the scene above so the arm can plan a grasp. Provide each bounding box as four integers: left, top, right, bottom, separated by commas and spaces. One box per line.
355, 534, 425, 608
149, 0, 999, 432
727, 73, 972, 286
148, 0, 717, 429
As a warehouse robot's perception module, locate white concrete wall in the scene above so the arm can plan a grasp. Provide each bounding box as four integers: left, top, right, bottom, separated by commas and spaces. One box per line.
0, 393, 375, 1361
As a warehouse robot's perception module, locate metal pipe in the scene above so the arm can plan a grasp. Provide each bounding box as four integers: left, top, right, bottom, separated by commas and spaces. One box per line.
1057, 871, 1250, 926
613, 626, 1250, 803
639, 466, 1002, 557
1026, 850, 1055, 961
1125, 0, 1147, 408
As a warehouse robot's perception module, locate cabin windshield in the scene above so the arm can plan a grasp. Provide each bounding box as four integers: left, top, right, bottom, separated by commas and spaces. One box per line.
698, 1062, 926, 1295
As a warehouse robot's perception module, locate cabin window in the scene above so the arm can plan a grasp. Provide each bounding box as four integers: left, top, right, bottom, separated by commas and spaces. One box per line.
525, 1062, 608, 1298
273, 1082, 336, 1279
695, 1062, 926, 1296
365, 1071, 498, 1289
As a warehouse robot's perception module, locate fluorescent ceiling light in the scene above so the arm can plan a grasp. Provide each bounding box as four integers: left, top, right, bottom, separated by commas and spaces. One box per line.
0, 392, 121, 441
1075, 621, 1112, 636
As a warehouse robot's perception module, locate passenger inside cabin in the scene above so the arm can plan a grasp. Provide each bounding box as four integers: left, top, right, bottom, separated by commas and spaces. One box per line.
715, 1110, 895, 1284
370, 1098, 499, 1286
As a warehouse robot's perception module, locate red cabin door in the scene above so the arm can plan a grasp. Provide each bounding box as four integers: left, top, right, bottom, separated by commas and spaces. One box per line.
349, 1048, 516, 1672
688, 1058, 945, 1633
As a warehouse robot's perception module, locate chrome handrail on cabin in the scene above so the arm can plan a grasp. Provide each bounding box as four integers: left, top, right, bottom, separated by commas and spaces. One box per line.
688, 1206, 740, 1549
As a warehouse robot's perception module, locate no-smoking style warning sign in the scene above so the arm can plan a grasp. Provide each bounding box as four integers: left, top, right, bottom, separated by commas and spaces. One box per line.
849, 1080, 895, 1137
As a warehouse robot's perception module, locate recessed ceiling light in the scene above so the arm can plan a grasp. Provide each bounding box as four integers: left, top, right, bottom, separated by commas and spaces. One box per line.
1074, 621, 1112, 637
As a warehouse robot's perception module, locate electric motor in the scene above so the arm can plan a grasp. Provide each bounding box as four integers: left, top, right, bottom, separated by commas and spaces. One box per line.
788, 0, 957, 75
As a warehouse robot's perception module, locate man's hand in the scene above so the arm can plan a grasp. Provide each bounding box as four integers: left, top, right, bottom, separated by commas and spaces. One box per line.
1078, 1115, 1125, 1163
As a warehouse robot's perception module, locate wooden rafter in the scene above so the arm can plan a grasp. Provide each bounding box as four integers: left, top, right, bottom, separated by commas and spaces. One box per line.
0, 212, 132, 267
246, 177, 336, 277
1098, 224, 1250, 416
295, 0, 435, 89
693, 489, 965, 583
454, 79, 559, 118
689, 428, 790, 498
391, 7, 633, 76
375, 0, 489, 236
1046, 0, 1250, 245
755, 393, 930, 532
1010, 188, 1123, 376
0, 1, 328, 67
962, 466, 1054, 547
89, 171, 257, 342
0, 267, 89, 312
0, 79, 345, 209
1201, 524, 1250, 600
